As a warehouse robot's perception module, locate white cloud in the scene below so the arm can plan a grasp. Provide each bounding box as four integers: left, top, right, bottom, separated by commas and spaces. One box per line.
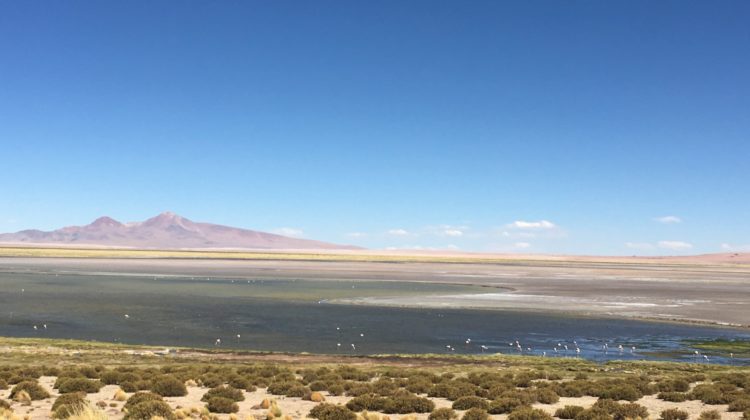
443, 229, 463, 237
721, 243, 750, 252
387, 229, 410, 236
507, 220, 556, 230
658, 240, 693, 250
273, 227, 304, 237
346, 232, 368, 238
655, 216, 682, 224
625, 242, 656, 250
514, 242, 531, 249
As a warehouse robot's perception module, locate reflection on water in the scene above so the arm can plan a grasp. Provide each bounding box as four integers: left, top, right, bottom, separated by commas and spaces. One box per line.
0, 271, 747, 365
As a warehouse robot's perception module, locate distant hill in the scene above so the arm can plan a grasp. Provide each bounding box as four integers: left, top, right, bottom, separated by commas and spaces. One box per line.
0, 212, 361, 250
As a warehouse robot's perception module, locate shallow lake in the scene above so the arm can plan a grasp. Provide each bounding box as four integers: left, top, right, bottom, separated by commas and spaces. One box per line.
0, 270, 747, 364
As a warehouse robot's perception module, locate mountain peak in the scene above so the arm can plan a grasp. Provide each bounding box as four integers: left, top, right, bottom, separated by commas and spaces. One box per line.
90, 216, 123, 228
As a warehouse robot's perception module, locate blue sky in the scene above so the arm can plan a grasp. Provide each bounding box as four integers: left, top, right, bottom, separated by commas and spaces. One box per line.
1, 1, 748, 255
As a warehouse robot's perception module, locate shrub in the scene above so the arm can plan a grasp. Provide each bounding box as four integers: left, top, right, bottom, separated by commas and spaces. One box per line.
346, 394, 386, 412
99, 371, 121, 385
10, 380, 50, 400
429, 408, 458, 420
660, 409, 688, 420
743, 411, 750, 420
698, 410, 721, 420
151, 376, 187, 397
535, 388, 559, 404
380, 390, 434, 414
730, 400, 750, 412
0, 379, 7, 390
690, 384, 732, 404
206, 397, 238, 413
596, 384, 642, 402
574, 409, 613, 420
286, 384, 310, 398
52, 394, 88, 419
429, 382, 478, 400
555, 406, 585, 419
123, 392, 163, 411
200, 385, 245, 402
488, 397, 525, 414
658, 392, 687, 402
308, 403, 357, 420
614, 403, 648, 420
462, 408, 489, 420
123, 400, 175, 420
58, 379, 104, 394
0, 399, 10, 410
507, 407, 553, 420
452, 396, 489, 410
328, 384, 345, 396
267, 381, 297, 395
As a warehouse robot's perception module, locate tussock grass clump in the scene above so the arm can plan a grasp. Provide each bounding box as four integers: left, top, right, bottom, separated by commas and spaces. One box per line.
428, 408, 458, 420
201, 385, 245, 402
461, 408, 489, 420
123, 400, 175, 420
534, 388, 559, 404
506, 407, 552, 420
554, 406, 585, 419
64, 403, 109, 420
52, 393, 88, 419
10, 380, 50, 400
308, 403, 357, 420
151, 375, 188, 397
451, 396, 489, 410
659, 409, 688, 420
205, 397, 239, 414
113, 389, 128, 402
58, 378, 104, 394
123, 391, 163, 411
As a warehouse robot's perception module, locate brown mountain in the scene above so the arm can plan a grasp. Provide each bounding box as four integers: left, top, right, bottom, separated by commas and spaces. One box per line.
0, 212, 361, 250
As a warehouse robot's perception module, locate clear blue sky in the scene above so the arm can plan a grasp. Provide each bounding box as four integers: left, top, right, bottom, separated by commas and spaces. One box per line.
1, 1, 748, 255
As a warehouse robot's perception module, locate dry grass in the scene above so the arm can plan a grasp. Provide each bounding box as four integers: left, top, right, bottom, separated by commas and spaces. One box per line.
64, 403, 109, 420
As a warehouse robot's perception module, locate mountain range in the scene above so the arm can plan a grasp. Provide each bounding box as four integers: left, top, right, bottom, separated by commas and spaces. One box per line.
0, 212, 360, 250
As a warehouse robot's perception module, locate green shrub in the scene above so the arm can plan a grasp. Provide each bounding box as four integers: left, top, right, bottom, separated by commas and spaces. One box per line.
123, 400, 175, 420
452, 396, 489, 410
507, 407, 553, 420
690, 383, 732, 404
574, 409, 613, 420
308, 403, 357, 420
268, 381, 297, 395
52, 394, 88, 419
555, 406, 585, 419
535, 388, 559, 404
658, 392, 687, 402
382, 391, 435, 414
462, 408, 489, 420
657, 379, 690, 392
429, 382, 478, 400
743, 410, 750, 420
151, 375, 187, 397
57, 378, 103, 394
730, 400, 750, 412
328, 384, 345, 396
488, 397, 525, 414
201, 385, 245, 402
99, 371, 121, 385
206, 396, 239, 413
0, 379, 7, 390
614, 403, 648, 420
346, 394, 386, 412
660, 409, 688, 420
429, 407, 458, 420
123, 392, 163, 411
286, 384, 310, 398
698, 410, 721, 420
597, 384, 642, 402
10, 380, 50, 400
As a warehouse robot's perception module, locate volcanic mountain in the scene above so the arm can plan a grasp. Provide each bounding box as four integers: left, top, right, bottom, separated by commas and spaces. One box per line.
0, 212, 361, 250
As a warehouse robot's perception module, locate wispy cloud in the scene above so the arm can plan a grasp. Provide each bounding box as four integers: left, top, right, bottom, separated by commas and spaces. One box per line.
346, 232, 368, 238
514, 242, 531, 249
273, 227, 304, 237
658, 240, 693, 250
386, 228, 410, 236
507, 220, 556, 230
655, 215, 682, 224
721, 243, 750, 252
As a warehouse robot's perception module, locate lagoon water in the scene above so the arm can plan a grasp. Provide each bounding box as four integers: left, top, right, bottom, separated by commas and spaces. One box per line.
0, 270, 747, 364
